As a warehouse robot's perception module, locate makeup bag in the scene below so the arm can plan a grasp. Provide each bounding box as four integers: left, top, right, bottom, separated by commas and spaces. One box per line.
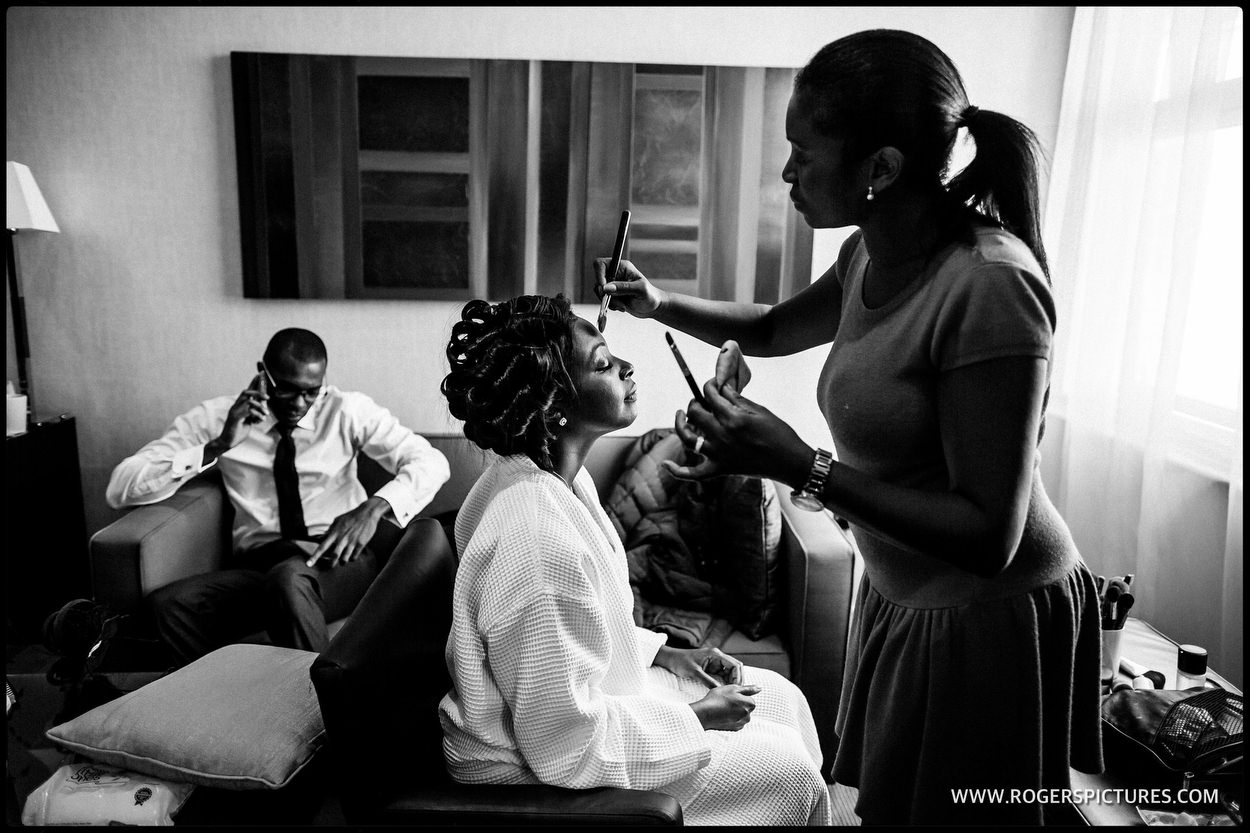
1100, 687, 1243, 809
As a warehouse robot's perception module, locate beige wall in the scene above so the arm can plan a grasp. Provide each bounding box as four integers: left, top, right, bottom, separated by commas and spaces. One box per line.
5, 6, 1075, 536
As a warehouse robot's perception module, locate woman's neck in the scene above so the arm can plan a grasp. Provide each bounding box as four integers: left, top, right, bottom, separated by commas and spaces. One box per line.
858, 189, 955, 308
860, 188, 948, 267
549, 434, 597, 490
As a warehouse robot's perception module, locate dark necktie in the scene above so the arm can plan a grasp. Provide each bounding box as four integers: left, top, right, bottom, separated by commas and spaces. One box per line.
274, 424, 307, 540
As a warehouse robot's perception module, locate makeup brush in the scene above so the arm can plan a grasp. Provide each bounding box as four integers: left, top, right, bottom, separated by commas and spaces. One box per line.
1119, 657, 1165, 690
598, 210, 631, 333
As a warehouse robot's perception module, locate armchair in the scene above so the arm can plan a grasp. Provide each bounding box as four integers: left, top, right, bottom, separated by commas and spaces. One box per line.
308, 517, 684, 825
90, 470, 230, 626
88, 457, 401, 643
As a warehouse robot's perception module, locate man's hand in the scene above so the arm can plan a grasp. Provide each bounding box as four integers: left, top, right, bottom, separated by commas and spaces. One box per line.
306, 496, 389, 568
654, 644, 744, 687
204, 373, 269, 466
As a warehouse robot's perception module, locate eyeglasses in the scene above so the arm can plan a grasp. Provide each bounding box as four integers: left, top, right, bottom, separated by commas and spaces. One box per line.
261, 361, 324, 402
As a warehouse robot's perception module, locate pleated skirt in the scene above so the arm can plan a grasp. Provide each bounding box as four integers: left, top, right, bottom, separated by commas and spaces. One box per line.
832, 560, 1105, 825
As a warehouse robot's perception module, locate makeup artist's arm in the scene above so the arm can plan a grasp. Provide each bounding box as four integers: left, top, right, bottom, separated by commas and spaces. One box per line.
673, 354, 1048, 578
593, 233, 855, 356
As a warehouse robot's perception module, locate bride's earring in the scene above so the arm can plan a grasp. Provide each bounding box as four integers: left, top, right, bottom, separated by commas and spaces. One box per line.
866, 184, 875, 202
557, 416, 568, 427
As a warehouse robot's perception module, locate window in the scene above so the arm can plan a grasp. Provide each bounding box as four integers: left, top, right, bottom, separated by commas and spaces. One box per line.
1044, 8, 1242, 480
1155, 14, 1243, 473
1168, 19, 1243, 422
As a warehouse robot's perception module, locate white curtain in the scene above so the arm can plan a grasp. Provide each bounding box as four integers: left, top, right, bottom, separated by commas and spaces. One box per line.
1043, 7, 1243, 687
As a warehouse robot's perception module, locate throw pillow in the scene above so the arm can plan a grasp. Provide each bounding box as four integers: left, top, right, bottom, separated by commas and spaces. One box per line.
681, 473, 782, 640
605, 429, 782, 641
45, 644, 324, 791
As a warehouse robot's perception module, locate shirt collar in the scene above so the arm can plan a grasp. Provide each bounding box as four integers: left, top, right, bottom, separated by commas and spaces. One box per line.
266, 391, 323, 435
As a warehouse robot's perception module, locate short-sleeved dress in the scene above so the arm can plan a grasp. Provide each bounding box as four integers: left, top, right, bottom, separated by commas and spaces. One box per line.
820, 228, 1104, 825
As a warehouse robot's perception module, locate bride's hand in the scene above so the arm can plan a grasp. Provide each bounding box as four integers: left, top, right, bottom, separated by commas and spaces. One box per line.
655, 645, 744, 687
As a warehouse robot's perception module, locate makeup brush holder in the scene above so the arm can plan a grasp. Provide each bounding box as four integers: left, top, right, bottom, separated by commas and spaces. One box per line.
1100, 625, 1123, 690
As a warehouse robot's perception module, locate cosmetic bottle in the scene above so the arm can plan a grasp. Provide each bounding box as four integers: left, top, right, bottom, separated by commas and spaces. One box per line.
1176, 644, 1208, 689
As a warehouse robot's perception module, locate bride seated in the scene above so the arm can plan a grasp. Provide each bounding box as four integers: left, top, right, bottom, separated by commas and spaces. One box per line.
437, 293, 831, 826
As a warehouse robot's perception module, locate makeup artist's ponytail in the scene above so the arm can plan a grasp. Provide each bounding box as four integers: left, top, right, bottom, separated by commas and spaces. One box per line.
795, 29, 1050, 281
945, 106, 1050, 282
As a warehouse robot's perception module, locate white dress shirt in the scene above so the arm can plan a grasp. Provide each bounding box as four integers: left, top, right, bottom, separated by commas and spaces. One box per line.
106, 386, 450, 553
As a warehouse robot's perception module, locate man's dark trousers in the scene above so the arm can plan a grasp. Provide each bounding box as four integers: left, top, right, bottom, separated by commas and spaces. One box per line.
149, 535, 384, 665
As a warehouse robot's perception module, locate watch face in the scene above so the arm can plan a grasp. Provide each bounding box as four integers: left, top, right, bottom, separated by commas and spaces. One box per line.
790, 491, 824, 512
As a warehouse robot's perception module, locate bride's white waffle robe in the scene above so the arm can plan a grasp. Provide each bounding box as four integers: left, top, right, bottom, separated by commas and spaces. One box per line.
439, 453, 831, 826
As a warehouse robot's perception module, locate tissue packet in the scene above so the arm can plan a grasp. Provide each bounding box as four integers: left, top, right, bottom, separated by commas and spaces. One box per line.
21, 761, 196, 826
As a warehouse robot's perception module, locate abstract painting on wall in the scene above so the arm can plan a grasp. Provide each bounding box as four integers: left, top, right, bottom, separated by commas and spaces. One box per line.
232, 52, 812, 303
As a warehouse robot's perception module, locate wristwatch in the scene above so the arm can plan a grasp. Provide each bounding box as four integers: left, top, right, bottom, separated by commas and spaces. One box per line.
790, 448, 833, 512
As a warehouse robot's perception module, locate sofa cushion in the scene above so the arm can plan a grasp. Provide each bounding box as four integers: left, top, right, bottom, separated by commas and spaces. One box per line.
605, 429, 783, 643
45, 644, 324, 790
720, 631, 790, 678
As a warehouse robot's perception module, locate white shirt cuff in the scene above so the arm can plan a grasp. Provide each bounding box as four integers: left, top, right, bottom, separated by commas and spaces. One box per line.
372, 480, 415, 527
172, 444, 210, 480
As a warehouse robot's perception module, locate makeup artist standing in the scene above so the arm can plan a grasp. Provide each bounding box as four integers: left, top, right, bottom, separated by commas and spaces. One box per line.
595, 29, 1103, 825
106, 328, 449, 666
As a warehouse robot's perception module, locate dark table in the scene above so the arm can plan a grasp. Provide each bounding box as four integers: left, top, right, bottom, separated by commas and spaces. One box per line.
1069, 617, 1241, 826
5, 414, 92, 646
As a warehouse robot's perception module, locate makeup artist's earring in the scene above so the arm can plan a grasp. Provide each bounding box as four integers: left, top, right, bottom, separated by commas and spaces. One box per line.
866, 185, 874, 202
557, 416, 567, 427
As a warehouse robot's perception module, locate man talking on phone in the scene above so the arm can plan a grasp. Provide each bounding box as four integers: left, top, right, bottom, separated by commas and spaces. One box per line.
106, 328, 450, 666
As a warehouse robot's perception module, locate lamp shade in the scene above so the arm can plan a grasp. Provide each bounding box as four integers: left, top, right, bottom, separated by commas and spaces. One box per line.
7, 162, 59, 232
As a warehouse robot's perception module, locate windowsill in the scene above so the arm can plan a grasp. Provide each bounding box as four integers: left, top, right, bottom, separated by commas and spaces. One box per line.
1047, 410, 1238, 486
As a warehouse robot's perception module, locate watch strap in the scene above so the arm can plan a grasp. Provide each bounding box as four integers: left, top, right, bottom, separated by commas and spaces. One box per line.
790, 447, 833, 511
